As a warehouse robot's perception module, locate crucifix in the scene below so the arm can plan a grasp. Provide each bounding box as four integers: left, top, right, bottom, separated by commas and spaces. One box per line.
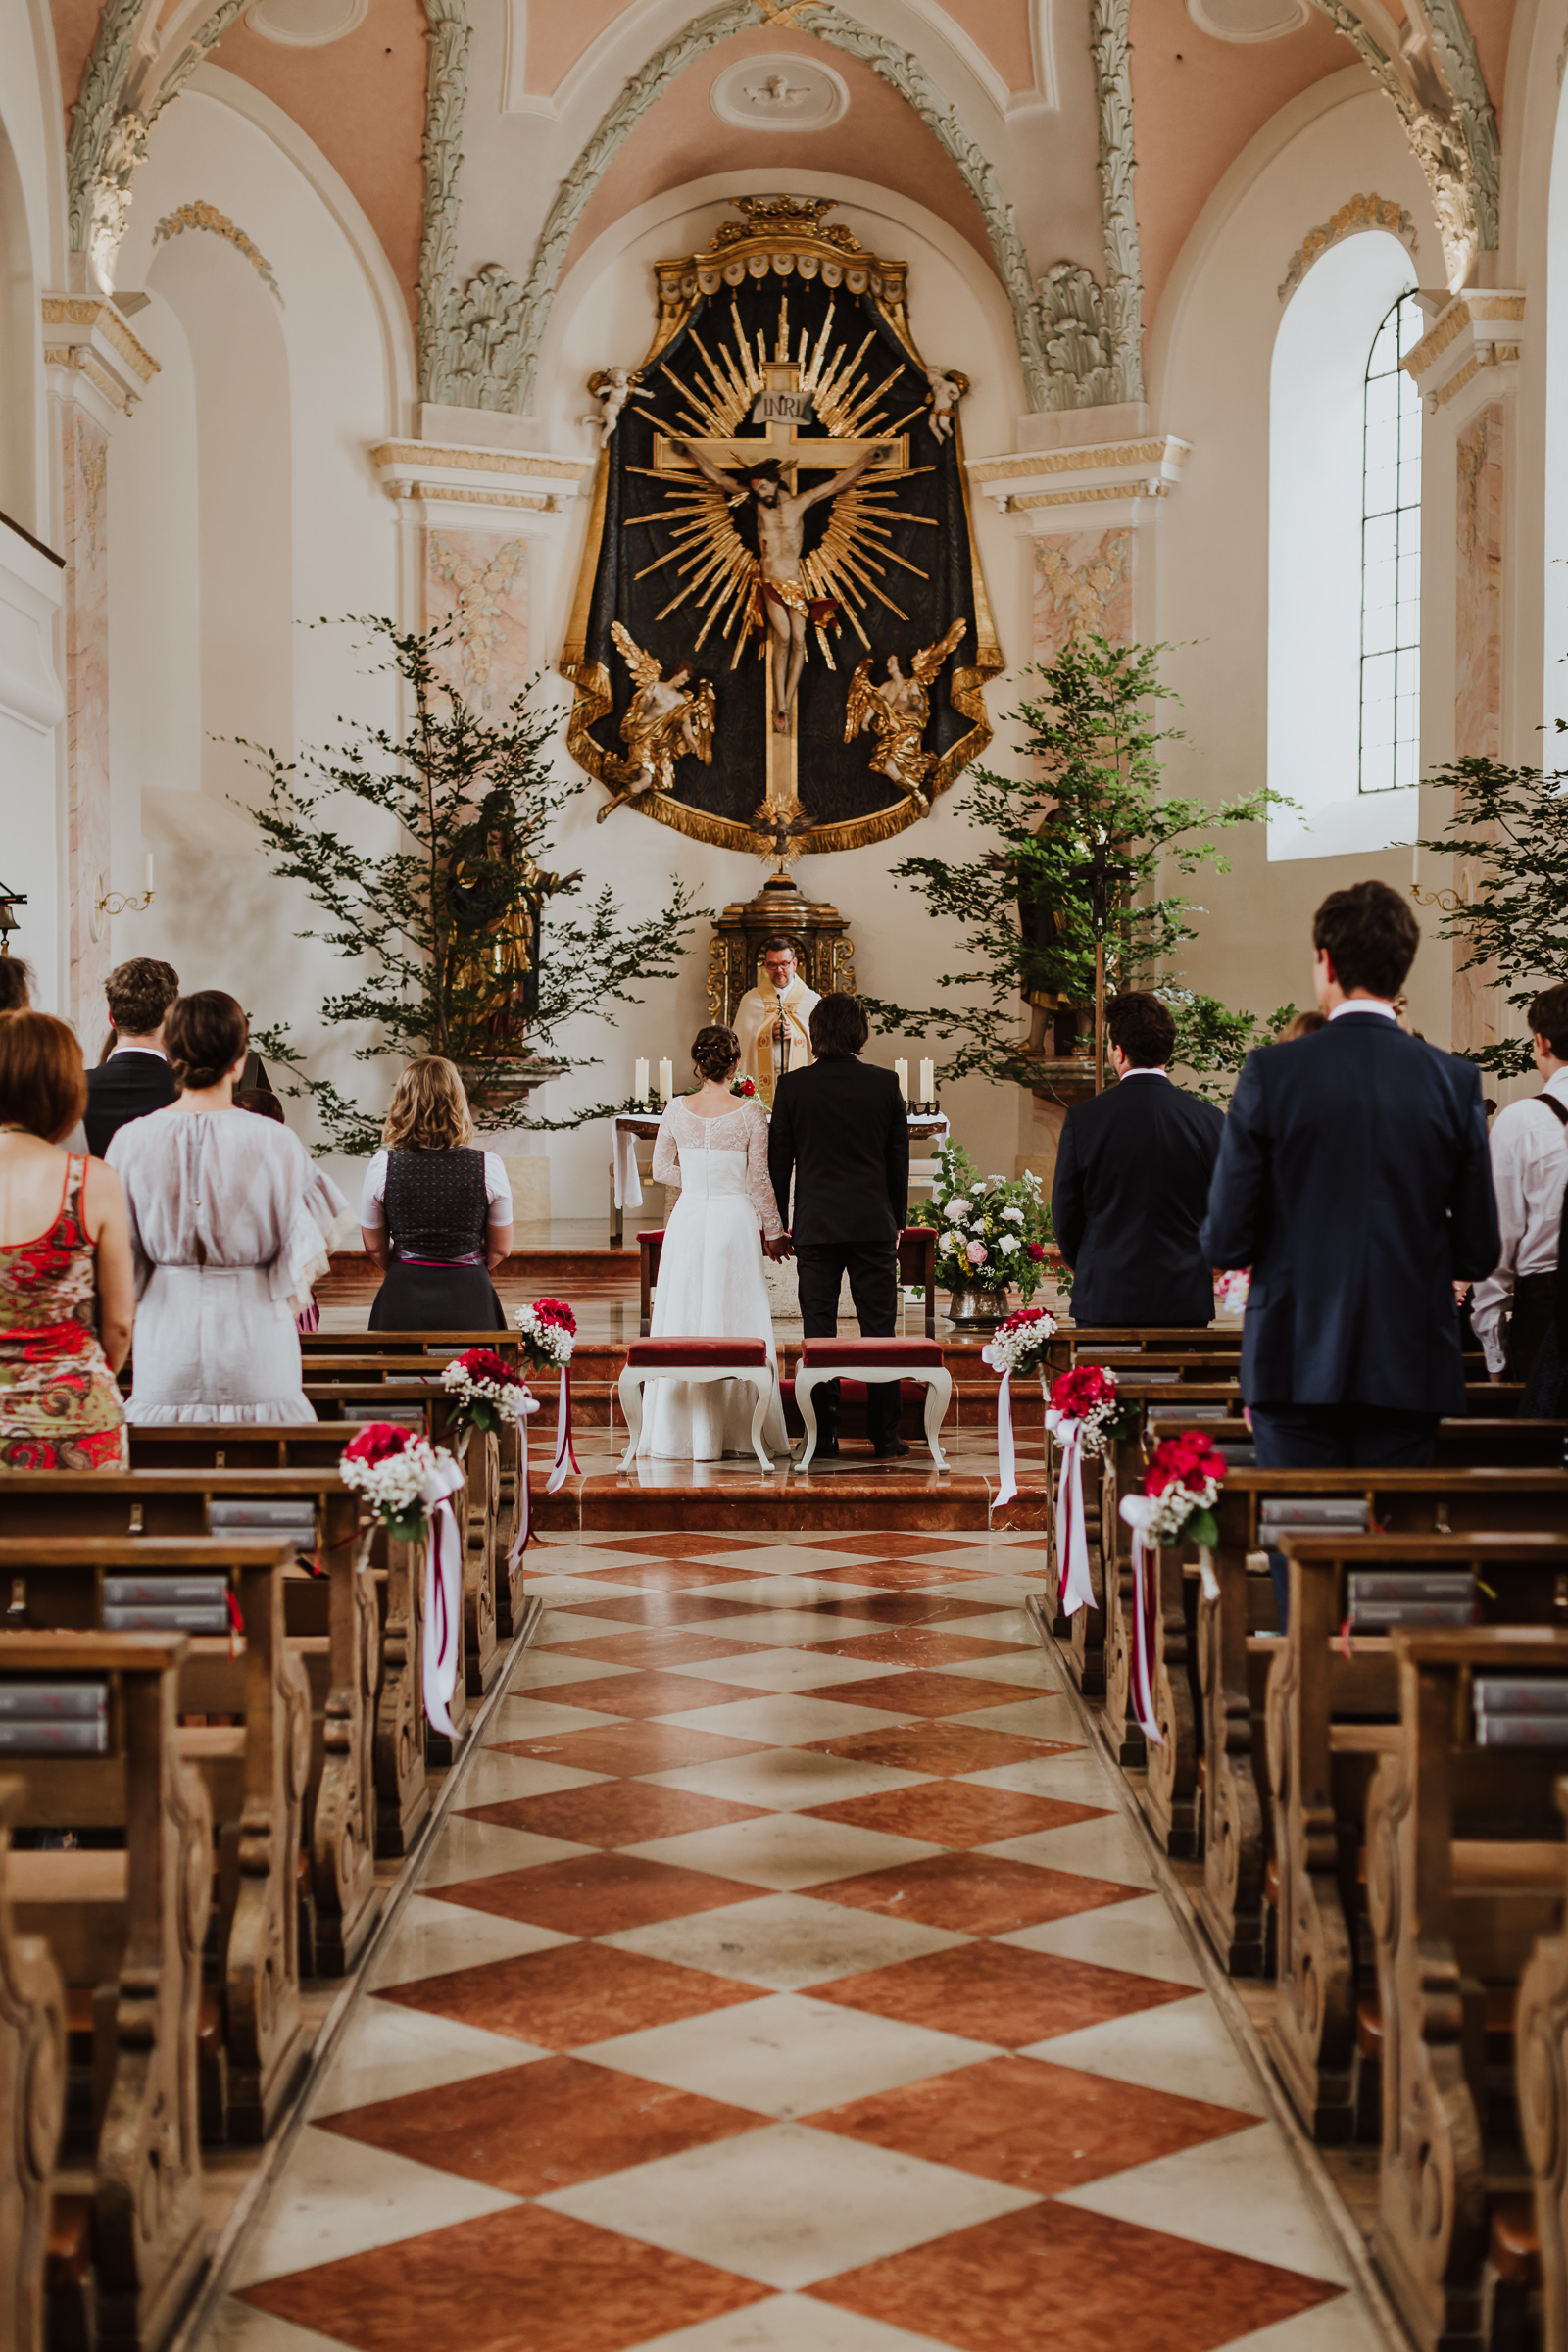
662, 358, 906, 828
1068, 831, 1136, 1095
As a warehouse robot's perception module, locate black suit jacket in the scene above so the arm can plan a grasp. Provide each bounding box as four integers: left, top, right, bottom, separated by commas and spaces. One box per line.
84, 1051, 177, 1159
768, 1057, 908, 1245
1052, 1071, 1225, 1326
1200, 1010, 1500, 1414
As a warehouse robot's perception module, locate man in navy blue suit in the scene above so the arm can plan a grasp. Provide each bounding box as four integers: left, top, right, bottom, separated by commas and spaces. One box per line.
1200, 880, 1499, 1468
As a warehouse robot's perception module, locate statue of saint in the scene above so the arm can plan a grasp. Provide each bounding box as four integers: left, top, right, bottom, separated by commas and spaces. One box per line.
844, 619, 967, 813
669, 440, 890, 732
733, 936, 821, 1104
598, 621, 716, 821
444, 806, 580, 1053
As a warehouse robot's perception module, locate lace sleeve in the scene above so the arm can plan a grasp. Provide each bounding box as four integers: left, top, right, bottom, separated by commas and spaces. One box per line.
746, 1105, 784, 1237
651, 1105, 682, 1191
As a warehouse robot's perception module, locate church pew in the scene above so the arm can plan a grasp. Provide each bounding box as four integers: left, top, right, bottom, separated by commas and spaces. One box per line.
1269, 1531, 1568, 2146
121, 1434, 438, 1842
1516, 1778, 1568, 2352
0, 1478, 379, 1977
4, 1633, 211, 2352
1365, 1627, 1568, 2352
0, 1774, 67, 2352
0, 1539, 311, 2143
1185, 1470, 1568, 1984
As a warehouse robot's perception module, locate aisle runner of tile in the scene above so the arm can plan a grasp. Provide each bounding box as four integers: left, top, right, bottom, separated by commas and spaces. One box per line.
214, 1533, 1380, 2352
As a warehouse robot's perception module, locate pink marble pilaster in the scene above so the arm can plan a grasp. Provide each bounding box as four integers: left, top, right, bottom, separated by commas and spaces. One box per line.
1031, 530, 1134, 661
62, 406, 112, 1032
1452, 403, 1503, 1060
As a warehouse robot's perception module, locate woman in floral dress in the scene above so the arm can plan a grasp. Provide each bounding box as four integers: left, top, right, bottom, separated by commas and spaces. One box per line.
0, 1010, 135, 1469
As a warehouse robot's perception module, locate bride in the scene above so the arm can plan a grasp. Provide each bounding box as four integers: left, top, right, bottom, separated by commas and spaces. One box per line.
640, 1024, 791, 1462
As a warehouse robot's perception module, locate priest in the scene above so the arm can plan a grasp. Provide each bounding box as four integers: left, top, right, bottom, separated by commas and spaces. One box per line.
734, 937, 821, 1104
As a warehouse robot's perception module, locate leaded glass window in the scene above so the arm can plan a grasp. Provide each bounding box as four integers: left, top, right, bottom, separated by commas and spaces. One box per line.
1359, 291, 1424, 792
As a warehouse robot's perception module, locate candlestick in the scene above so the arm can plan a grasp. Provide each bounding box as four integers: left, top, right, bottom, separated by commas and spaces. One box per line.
895, 1058, 908, 1100
634, 1056, 649, 1102
919, 1057, 934, 1105
658, 1057, 673, 1104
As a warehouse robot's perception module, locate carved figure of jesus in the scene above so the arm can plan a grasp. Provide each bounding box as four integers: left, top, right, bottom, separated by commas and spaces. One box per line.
670, 438, 889, 731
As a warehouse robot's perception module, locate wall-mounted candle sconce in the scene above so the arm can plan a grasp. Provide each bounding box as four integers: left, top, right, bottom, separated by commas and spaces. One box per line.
90, 855, 155, 943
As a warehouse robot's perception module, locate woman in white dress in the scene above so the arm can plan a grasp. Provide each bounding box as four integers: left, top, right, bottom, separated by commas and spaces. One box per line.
641, 1025, 791, 1462
107, 992, 347, 1423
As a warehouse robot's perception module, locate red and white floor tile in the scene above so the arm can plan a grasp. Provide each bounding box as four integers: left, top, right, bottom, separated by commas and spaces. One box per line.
207, 1532, 1381, 2352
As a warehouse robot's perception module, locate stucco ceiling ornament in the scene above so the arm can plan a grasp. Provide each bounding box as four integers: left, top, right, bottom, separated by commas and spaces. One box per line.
1277, 192, 1418, 302
416, 0, 1145, 420
152, 199, 284, 301
710, 54, 849, 129
1303, 0, 1498, 290
66, 0, 255, 288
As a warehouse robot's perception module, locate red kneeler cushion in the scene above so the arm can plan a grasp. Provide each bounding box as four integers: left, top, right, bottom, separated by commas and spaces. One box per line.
627, 1338, 769, 1368
800, 1338, 945, 1369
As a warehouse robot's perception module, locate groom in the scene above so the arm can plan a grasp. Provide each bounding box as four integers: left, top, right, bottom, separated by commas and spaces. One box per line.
768, 993, 910, 1458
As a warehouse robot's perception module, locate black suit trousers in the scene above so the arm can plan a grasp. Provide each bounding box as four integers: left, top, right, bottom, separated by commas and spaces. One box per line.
795, 1242, 901, 1443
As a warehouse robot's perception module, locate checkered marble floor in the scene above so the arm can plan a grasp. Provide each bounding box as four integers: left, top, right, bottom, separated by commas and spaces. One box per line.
208, 1532, 1381, 2352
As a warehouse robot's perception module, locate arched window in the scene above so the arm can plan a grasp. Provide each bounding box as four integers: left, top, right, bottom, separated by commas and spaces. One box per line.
1359, 292, 1424, 793
1268, 230, 1418, 860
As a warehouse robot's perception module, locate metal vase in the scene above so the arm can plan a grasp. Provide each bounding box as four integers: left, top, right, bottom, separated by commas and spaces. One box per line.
946, 1283, 1010, 1330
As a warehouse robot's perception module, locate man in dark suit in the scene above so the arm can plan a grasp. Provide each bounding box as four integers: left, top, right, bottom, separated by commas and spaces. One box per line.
84, 957, 179, 1158
1200, 880, 1499, 1467
768, 993, 909, 1458
1052, 992, 1225, 1327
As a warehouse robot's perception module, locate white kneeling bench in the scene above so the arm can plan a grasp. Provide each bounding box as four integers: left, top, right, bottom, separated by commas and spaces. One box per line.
618, 1338, 777, 1474
795, 1336, 953, 1472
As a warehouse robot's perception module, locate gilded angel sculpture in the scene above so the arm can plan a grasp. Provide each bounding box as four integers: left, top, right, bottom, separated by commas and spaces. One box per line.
844, 617, 967, 814
597, 621, 716, 821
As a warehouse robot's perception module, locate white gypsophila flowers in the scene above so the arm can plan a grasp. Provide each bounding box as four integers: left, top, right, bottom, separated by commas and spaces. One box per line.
979, 1308, 1057, 1376
341, 1436, 444, 1520
514, 1305, 574, 1366
440, 1360, 533, 1427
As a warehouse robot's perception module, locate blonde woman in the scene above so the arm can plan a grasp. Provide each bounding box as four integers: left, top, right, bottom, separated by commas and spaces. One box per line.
361, 1056, 513, 1330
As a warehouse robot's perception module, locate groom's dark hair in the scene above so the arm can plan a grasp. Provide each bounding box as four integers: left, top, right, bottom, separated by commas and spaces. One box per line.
810, 993, 868, 1058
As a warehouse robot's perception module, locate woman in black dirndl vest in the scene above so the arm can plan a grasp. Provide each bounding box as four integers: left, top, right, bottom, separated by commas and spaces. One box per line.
360, 1057, 512, 1330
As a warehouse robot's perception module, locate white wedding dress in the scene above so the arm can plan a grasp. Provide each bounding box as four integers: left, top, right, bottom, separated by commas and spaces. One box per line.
640, 1099, 789, 1462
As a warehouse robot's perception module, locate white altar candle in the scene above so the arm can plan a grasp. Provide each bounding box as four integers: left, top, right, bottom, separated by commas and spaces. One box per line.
895, 1058, 908, 1100
144, 851, 155, 892
634, 1056, 649, 1102
658, 1057, 673, 1104
919, 1057, 935, 1103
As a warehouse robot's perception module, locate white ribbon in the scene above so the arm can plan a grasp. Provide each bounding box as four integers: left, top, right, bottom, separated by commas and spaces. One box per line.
993, 1370, 1018, 1508
612, 1122, 645, 1211
546, 1364, 579, 1494
418, 1454, 466, 1739
506, 1386, 542, 1573
1118, 1495, 1166, 1747
1050, 1418, 1098, 1617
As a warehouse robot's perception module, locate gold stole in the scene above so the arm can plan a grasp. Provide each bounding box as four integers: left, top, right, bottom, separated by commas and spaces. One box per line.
758, 981, 815, 1102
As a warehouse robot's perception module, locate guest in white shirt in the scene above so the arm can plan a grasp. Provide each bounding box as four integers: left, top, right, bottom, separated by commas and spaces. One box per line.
1470, 984, 1568, 1381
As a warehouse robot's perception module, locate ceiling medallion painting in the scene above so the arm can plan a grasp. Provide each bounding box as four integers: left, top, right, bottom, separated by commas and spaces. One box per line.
560, 195, 1003, 857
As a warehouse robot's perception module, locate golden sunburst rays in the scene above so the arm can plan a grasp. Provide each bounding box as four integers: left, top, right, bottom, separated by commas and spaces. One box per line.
619, 290, 936, 663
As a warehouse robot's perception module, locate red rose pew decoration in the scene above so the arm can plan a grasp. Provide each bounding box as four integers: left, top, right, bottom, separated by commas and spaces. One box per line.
442, 1346, 540, 1568
340, 1421, 466, 1737
1118, 1431, 1228, 1746
514, 1298, 579, 1541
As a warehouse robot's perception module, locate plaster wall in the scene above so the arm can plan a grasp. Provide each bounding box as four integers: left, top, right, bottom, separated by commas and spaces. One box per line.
1152, 85, 1455, 1049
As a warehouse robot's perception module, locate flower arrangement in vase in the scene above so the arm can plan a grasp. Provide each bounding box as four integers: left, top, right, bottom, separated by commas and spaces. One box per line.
907, 1142, 1053, 1326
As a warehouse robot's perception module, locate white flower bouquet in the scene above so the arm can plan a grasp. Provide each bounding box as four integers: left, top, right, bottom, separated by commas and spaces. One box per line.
909, 1142, 1053, 1301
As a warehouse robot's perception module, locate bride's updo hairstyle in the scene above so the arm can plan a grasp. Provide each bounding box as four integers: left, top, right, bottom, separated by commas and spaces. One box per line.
692, 1025, 740, 1083
166, 991, 248, 1092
